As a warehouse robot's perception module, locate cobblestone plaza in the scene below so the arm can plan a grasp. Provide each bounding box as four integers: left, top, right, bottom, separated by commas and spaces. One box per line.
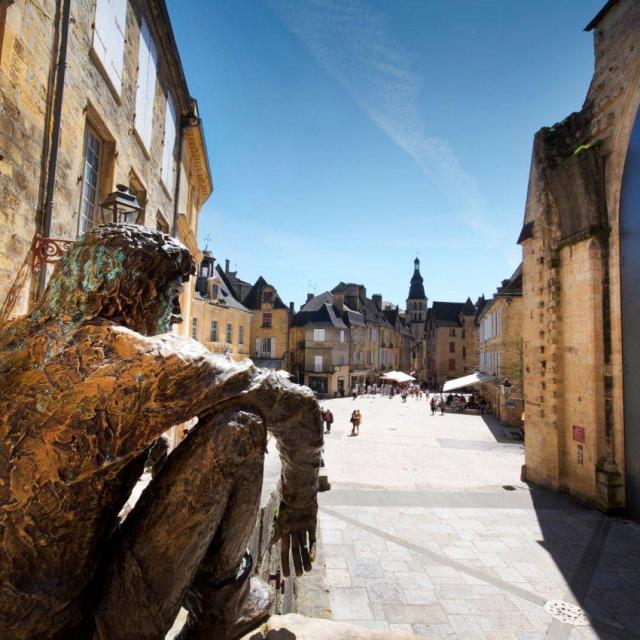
298, 395, 640, 639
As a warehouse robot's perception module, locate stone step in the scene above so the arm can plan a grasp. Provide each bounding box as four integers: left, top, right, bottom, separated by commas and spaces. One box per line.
240, 613, 424, 639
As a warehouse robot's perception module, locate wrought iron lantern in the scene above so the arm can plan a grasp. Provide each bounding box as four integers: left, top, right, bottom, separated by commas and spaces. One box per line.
500, 378, 512, 398
100, 184, 142, 224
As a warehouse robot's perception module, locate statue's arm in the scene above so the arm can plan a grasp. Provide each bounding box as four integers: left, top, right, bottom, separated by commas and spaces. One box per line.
103, 328, 256, 453
257, 377, 323, 576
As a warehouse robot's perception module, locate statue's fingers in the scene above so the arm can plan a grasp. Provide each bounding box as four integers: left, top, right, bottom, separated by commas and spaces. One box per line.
308, 528, 317, 563
299, 531, 312, 572
281, 533, 291, 577
291, 532, 304, 577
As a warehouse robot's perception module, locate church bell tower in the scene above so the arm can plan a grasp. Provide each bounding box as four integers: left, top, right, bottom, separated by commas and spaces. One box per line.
406, 257, 427, 339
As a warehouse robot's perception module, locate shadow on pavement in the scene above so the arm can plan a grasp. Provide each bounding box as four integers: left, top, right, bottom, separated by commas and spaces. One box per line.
479, 414, 523, 443
529, 484, 640, 639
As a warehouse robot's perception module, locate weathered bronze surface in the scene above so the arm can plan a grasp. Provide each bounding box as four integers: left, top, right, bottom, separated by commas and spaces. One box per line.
0, 224, 323, 639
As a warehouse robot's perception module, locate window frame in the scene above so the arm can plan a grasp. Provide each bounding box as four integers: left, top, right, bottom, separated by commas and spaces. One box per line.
226, 323, 233, 344
78, 124, 103, 236
191, 317, 198, 340
210, 320, 218, 342
262, 312, 272, 328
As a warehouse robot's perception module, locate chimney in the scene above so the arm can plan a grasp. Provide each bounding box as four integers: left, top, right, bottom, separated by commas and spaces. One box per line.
306, 293, 314, 302
372, 294, 382, 311
333, 293, 344, 312
225, 259, 230, 274
289, 301, 295, 315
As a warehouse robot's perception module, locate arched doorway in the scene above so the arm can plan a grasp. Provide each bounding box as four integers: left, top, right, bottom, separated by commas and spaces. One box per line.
621, 107, 640, 518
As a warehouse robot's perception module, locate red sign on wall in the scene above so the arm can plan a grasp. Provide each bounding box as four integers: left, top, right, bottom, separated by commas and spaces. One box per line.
573, 425, 586, 443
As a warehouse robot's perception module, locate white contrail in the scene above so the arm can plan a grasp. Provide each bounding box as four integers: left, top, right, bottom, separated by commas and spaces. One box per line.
267, 0, 497, 238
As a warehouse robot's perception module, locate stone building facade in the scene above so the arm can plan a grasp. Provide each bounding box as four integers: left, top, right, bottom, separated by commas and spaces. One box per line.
241, 277, 291, 371
290, 292, 351, 396
519, 0, 640, 515
425, 299, 479, 388
0, 0, 211, 325
477, 266, 523, 427
215, 262, 291, 371
191, 251, 252, 361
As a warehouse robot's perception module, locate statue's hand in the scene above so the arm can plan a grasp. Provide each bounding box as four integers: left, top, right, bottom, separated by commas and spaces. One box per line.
271, 500, 318, 577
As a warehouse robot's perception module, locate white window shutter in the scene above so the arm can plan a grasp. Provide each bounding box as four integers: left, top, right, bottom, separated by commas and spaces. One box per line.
256, 338, 261, 355
93, 0, 127, 91
271, 337, 276, 358
161, 94, 177, 188
135, 19, 157, 150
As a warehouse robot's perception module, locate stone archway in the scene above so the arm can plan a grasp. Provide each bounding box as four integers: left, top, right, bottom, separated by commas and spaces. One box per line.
621, 106, 640, 518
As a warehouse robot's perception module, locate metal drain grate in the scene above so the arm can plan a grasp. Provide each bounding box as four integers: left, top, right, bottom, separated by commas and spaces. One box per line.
544, 600, 590, 626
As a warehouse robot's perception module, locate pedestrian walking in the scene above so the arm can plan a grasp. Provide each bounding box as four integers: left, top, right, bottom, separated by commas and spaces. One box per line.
350, 409, 362, 436
439, 397, 445, 415
430, 396, 436, 416
401, 389, 408, 403
323, 408, 334, 434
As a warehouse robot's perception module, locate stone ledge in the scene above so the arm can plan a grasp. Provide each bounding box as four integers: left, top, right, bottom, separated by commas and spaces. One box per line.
240, 613, 424, 639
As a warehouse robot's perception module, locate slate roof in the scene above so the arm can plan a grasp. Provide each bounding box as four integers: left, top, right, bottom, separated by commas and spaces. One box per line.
344, 307, 366, 327
293, 291, 349, 329
408, 259, 426, 300
461, 297, 476, 316
499, 264, 523, 296
330, 282, 391, 328
585, 0, 619, 31
477, 264, 523, 320
194, 276, 251, 313
430, 301, 466, 325
243, 276, 288, 310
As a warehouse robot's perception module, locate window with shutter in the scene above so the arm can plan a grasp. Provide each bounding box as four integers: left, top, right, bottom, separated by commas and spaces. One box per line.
161, 93, 177, 188
271, 337, 276, 358
134, 18, 157, 151
93, 0, 127, 92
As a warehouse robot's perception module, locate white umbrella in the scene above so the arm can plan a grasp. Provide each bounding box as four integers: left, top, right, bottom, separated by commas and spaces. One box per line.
380, 371, 415, 383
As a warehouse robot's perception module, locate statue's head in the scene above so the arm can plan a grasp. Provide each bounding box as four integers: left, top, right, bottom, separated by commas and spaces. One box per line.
37, 224, 195, 335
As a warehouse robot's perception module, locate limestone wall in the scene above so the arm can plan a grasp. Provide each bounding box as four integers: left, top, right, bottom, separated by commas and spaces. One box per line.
521, 0, 640, 509
0, 0, 210, 318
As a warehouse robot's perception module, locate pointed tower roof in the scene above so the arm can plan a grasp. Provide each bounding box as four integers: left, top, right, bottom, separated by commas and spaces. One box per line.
408, 257, 426, 300
461, 297, 476, 316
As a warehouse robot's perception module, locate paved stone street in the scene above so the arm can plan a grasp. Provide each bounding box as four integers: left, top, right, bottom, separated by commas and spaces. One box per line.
297, 395, 640, 639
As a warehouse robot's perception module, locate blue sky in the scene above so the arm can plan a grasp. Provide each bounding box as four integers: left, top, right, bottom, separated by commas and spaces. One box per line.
167, 0, 603, 309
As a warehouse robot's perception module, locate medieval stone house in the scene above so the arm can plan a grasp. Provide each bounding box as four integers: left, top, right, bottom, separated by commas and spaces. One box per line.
0, 0, 212, 329
519, 0, 640, 515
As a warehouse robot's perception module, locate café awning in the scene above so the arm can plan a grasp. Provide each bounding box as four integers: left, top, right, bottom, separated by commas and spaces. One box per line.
442, 372, 496, 393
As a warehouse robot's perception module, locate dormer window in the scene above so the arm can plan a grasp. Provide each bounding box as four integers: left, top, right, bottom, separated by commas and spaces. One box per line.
262, 290, 274, 304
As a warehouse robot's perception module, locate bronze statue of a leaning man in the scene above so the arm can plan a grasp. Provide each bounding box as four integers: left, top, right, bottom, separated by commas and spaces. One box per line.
0, 224, 323, 640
